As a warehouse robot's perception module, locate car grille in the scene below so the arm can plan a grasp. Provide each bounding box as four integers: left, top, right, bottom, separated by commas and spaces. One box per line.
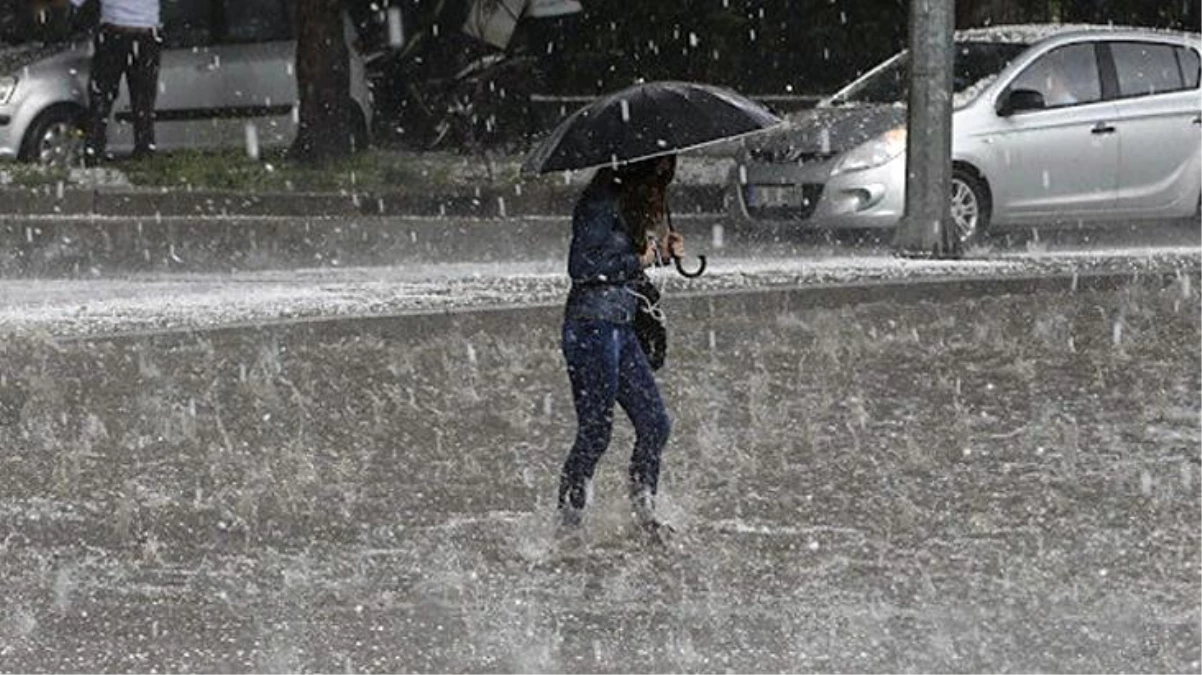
743, 183, 824, 221
747, 147, 838, 164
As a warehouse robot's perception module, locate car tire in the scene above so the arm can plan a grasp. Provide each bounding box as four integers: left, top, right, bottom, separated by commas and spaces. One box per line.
950, 166, 992, 245
19, 106, 86, 167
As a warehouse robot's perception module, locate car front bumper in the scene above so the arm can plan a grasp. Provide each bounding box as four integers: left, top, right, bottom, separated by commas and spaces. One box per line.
734, 153, 906, 230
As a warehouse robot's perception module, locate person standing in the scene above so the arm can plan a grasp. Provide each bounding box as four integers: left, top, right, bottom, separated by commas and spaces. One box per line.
67, 0, 162, 164
557, 155, 684, 538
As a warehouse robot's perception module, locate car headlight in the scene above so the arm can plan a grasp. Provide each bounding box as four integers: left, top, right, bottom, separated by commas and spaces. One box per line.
831, 127, 907, 176
0, 76, 16, 105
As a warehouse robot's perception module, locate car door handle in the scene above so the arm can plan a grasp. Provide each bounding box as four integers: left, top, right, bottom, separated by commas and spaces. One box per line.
1193, 116, 1201, 125
1091, 123, 1116, 135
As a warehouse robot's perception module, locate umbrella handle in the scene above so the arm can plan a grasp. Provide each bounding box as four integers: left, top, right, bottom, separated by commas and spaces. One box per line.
673, 254, 706, 278
664, 197, 706, 278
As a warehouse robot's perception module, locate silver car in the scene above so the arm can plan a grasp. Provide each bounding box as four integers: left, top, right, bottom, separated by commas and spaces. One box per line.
731, 24, 1202, 241
0, 0, 372, 164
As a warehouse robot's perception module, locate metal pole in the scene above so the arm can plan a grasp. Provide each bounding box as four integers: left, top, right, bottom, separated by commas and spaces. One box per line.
892, 0, 960, 259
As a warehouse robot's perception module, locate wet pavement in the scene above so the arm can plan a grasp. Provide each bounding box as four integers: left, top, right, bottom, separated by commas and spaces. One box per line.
0, 249, 1198, 671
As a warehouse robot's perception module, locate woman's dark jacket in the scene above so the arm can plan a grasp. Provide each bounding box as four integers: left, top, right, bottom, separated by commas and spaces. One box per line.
563, 180, 644, 325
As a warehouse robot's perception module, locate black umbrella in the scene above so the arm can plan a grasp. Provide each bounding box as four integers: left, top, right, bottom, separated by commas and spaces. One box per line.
522, 80, 781, 176
523, 81, 782, 277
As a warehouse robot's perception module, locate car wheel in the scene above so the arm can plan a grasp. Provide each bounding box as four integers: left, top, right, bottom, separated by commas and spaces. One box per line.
19, 106, 86, 167
950, 167, 992, 244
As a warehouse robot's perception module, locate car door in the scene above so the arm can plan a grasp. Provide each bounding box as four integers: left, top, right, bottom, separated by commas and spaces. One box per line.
207, 0, 297, 150
109, 0, 224, 152
987, 42, 1119, 222
1105, 40, 1202, 216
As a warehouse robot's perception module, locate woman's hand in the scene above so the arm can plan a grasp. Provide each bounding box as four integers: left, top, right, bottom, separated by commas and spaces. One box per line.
639, 238, 660, 268
662, 232, 685, 261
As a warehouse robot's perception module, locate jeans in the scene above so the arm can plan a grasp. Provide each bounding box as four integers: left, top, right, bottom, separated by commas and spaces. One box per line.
86, 25, 162, 163
558, 319, 671, 511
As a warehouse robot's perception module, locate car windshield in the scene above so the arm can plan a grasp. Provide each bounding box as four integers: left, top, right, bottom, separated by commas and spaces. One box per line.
830, 41, 1029, 107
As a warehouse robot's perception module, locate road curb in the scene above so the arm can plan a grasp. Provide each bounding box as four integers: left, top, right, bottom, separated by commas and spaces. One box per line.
57, 266, 1197, 346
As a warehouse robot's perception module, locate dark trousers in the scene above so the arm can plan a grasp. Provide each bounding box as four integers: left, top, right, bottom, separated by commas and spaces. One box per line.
85, 24, 162, 163
558, 319, 672, 511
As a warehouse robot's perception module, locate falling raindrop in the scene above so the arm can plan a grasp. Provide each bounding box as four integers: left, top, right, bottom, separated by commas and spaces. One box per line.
386, 7, 404, 47
738, 164, 748, 185
689, 32, 700, 48
1111, 317, 1123, 346
620, 99, 630, 122
711, 223, 724, 249
244, 122, 260, 160
1041, 170, 1051, 189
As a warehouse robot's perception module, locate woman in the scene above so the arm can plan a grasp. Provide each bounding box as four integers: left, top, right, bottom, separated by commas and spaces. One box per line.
557, 154, 684, 536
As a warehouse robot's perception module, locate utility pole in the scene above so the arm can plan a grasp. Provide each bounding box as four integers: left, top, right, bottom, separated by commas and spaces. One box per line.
892, 0, 960, 259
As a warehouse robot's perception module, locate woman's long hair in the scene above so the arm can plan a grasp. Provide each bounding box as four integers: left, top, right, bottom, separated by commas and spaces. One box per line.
589, 156, 676, 251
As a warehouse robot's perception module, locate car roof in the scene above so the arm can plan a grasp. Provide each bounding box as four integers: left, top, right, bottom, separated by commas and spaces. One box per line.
954, 23, 1201, 47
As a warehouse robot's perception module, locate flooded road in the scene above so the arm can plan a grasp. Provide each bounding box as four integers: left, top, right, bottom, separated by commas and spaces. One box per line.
1, 268, 1198, 672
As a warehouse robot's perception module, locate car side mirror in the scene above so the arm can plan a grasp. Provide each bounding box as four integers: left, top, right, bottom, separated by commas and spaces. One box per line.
996, 88, 1045, 117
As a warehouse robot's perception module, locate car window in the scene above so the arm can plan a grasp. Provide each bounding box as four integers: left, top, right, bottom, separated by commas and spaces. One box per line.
161, 0, 214, 49
1176, 45, 1200, 89
1110, 41, 1187, 97
220, 0, 293, 44
1009, 43, 1101, 109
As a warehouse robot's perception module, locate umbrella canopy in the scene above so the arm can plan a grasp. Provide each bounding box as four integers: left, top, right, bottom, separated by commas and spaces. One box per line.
522, 81, 782, 176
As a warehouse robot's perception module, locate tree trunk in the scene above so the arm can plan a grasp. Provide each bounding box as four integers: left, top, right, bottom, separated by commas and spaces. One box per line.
291, 0, 354, 163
